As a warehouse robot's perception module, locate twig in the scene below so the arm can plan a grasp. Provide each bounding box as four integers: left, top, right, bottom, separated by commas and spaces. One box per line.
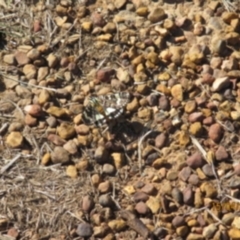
40, 142, 53, 157
189, 135, 207, 159
138, 130, 153, 173
0, 153, 21, 175
114, 21, 119, 42
0, 99, 24, 119
78, 26, 82, 49
149, 20, 164, 27
206, 208, 223, 225
0, 13, 18, 20
66, 211, 86, 222
31, 136, 41, 165
34, 190, 57, 201
190, 134, 222, 195
216, 119, 234, 133
0, 72, 58, 92
96, 58, 107, 71
225, 194, 240, 204
0, 123, 8, 134
111, 182, 121, 210
119, 141, 132, 165
0, 114, 14, 119
221, 0, 237, 12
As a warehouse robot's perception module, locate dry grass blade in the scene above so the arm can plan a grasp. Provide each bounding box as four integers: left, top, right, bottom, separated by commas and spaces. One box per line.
138, 130, 153, 173
0, 99, 24, 119
0, 153, 21, 175
0, 122, 8, 134
0, 72, 58, 92
190, 134, 222, 193
189, 134, 207, 160
221, 0, 237, 12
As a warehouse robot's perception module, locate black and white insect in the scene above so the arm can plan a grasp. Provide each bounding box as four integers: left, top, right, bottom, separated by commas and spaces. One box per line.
82, 92, 130, 127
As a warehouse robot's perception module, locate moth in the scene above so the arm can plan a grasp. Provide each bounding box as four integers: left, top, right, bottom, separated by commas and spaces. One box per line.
82, 92, 130, 127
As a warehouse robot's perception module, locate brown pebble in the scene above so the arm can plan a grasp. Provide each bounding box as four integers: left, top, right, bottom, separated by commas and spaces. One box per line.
172, 216, 185, 228
63, 140, 78, 155
15, 51, 30, 66
24, 104, 43, 117
51, 146, 70, 164
148, 7, 167, 23
171, 188, 183, 204
166, 170, 178, 181
171, 98, 181, 108
135, 202, 149, 215
99, 194, 114, 207
82, 195, 95, 213
183, 187, 194, 205
147, 94, 159, 106
25, 114, 38, 126
188, 112, 204, 123
202, 164, 214, 177
155, 133, 168, 148
91, 12, 106, 27
96, 68, 114, 83
95, 146, 110, 164
76, 159, 89, 171
76, 223, 93, 238
133, 191, 149, 202
7, 227, 19, 238
102, 163, 116, 175
215, 145, 229, 161
91, 174, 102, 187
141, 183, 156, 195
203, 116, 214, 125
159, 95, 170, 110
47, 134, 66, 146
188, 174, 200, 185
186, 152, 205, 169
98, 180, 112, 193
178, 167, 191, 182
75, 124, 90, 135
201, 73, 215, 84
208, 123, 223, 143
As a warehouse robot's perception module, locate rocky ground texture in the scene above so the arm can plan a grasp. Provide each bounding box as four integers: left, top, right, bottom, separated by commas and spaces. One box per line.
1, 0, 240, 239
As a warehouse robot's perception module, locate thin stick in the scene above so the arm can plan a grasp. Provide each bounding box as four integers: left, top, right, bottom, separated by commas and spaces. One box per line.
0, 99, 24, 119
0, 123, 8, 134
225, 194, 240, 204
0, 13, 18, 20
190, 135, 207, 159
138, 130, 152, 173
66, 211, 86, 222
31, 136, 41, 165
0, 72, 58, 92
206, 208, 223, 225
0, 153, 21, 175
34, 190, 57, 201
96, 58, 107, 71
190, 134, 222, 195
221, 0, 236, 12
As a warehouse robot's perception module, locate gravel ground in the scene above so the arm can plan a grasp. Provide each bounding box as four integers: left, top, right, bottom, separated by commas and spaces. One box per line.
1, 0, 240, 239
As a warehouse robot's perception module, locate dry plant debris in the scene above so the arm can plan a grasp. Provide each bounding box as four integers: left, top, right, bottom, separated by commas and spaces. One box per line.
1, 0, 240, 239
